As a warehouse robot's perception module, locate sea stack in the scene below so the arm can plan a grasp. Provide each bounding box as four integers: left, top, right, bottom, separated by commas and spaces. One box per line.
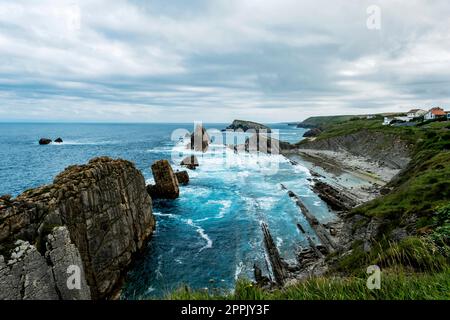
148, 160, 180, 199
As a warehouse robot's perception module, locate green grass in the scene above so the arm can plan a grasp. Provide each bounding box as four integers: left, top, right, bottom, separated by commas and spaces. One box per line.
165, 268, 450, 300
298, 115, 359, 129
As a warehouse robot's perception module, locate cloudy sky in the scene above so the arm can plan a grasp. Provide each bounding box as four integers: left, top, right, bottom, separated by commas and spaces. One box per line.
0, 0, 449, 123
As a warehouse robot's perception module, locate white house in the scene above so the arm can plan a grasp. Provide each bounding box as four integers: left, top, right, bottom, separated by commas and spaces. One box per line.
424, 107, 446, 120
407, 109, 427, 118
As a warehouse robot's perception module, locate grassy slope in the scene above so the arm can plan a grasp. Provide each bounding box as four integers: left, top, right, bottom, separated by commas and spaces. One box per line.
298, 115, 357, 129
167, 268, 450, 300
298, 118, 450, 222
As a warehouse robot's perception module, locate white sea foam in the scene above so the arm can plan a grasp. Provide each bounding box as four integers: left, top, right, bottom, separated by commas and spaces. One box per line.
276, 237, 284, 248
153, 211, 175, 218
180, 186, 211, 198
155, 255, 163, 279
50, 140, 116, 146
146, 147, 172, 154
206, 199, 232, 218
256, 197, 277, 211
185, 219, 213, 251
145, 287, 156, 294
234, 261, 244, 280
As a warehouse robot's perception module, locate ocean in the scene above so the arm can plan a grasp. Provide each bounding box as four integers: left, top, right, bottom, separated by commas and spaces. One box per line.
0, 123, 336, 298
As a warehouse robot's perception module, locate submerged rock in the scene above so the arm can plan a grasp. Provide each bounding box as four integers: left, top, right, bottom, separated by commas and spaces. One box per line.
0, 157, 155, 300
180, 155, 199, 170
39, 138, 52, 145
150, 160, 180, 199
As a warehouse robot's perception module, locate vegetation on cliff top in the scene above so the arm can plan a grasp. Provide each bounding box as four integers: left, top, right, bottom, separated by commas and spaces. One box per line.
298, 116, 450, 287
166, 267, 450, 300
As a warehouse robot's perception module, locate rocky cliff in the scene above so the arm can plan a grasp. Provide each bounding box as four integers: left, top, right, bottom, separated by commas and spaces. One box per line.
297, 130, 412, 169
0, 157, 155, 300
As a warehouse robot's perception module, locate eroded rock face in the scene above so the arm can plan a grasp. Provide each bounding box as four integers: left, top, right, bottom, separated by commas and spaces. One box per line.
175, 171, 189, 185
0, 227, 91, 300
0, 157, 155, 300
297, 130, 412, 170
149, 160, 180, 199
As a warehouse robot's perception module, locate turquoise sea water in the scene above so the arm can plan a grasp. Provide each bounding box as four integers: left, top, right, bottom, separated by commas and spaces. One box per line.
0, 123, 335, 298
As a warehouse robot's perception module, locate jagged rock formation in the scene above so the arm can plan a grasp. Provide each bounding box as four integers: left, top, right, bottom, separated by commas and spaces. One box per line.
39, 138, 52, 145
312, 180, 358, 212
0, 157, 155, 300
187, 124, 210, 152
253, 264, 270, 287
175, 171, 189, 185
282, 184, 339, 254
261, 222, 288, 285
225, 120, 271, 133
180, 155, 199, 170
148, 160, 180, 199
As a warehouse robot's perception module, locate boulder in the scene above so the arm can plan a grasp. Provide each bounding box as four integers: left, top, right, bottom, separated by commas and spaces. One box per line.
175, 171, 189, 185
187, 125, 210, 152
54, 137, 63, 143
180, 155, 199, 170
0, 157, 155, 300
150, 160, 180, 199
39, 138, 52, 145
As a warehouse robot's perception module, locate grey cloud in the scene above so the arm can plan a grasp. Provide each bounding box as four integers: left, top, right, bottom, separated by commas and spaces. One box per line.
0, 0, 449, 122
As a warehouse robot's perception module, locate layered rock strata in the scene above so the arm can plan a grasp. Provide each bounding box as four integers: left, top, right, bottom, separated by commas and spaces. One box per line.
0, 157, 155, 300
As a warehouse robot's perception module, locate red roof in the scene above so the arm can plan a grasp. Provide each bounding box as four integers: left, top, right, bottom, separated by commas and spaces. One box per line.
429, 108, 446, 116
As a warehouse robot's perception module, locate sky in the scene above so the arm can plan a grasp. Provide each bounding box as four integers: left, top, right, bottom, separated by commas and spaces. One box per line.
0, 0, 449, 123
